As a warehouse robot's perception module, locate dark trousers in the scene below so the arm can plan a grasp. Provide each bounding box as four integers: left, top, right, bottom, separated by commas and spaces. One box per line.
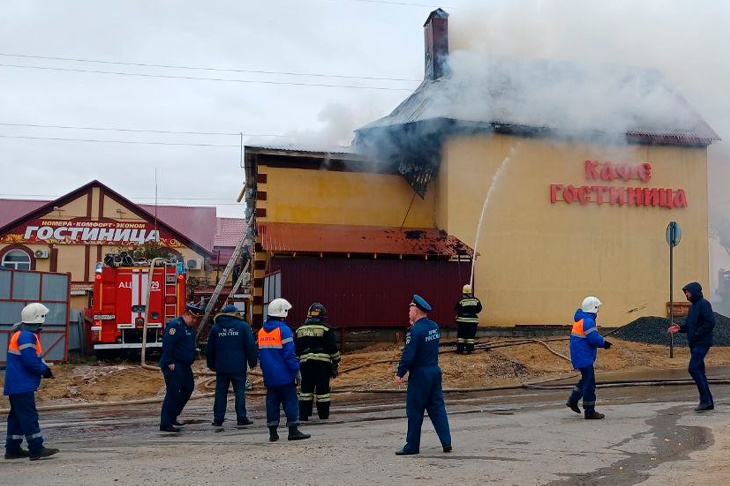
688, 345, 713, 405
568, 365, 597, 413
299, 361, 332, 419
403, 366, 451, 453
265, 382, 300, 428
213, 371, 249, 423
5, 392, 44, 455
456, 322, 478, 354
160, 364, 194, 428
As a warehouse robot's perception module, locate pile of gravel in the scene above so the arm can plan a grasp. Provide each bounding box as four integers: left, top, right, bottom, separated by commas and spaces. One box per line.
610, 313, 730, 347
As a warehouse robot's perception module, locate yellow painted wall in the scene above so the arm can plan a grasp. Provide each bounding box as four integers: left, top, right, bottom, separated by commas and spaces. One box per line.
265, 166, 436, 227
438, 134, 709, 327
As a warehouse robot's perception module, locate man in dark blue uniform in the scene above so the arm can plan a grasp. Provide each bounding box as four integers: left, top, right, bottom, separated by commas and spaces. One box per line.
159, 303, 203, 432
207, 304, 258, 427
394, 294, 452, 455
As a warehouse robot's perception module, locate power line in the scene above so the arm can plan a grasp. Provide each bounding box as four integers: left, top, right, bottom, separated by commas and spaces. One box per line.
0, 52, 421, 83
0, 122, 288, 138
0, 63, 417, 91
0, 193, 246, 205
0, 134, 241, 147
323, 0, 450, 7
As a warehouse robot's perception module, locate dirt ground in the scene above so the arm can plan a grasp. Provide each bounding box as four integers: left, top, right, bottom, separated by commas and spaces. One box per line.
3, 336, 729, 408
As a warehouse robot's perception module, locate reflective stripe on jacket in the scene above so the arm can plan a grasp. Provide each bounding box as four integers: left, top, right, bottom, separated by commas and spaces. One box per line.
455, 297, 482, 324
569, 309, 605, 369
294, 321, 341, 365
258, 319, 300, 387
4, 330, 48, 396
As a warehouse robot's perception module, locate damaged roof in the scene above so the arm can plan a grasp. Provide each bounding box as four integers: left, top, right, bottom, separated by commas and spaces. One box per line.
257, 222, 473, 257
357, 56, 719, 145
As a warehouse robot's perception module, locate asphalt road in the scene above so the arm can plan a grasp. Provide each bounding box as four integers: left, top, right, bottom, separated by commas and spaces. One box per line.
1, 368, 728, 486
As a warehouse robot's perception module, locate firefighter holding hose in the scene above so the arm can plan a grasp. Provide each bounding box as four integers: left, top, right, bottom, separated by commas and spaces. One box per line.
455, 284, 482, 354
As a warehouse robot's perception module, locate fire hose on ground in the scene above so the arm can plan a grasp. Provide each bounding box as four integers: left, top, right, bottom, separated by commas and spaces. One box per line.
7, 336, 728, 413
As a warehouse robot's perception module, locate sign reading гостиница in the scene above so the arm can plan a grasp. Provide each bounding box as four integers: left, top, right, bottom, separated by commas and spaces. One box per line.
0, 218, 183, 247
549, 161, 687, 208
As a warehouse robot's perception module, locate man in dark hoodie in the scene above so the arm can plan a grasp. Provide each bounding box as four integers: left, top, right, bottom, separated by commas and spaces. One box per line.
207, 304, 258, 427
669, 282, 717, 412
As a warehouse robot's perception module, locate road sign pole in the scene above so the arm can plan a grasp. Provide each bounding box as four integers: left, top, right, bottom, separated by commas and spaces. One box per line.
669, 242, 674, 358
666, 221, 681, 359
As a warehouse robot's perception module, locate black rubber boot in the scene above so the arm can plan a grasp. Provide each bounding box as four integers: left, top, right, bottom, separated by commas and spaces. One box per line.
268, 426, 279, 442
288, 426, 311, 441
316, 401, 330, 420
299, 400, 313, 421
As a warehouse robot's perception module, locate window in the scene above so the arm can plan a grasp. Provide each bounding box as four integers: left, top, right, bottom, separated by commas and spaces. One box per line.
1, 249, 31, 270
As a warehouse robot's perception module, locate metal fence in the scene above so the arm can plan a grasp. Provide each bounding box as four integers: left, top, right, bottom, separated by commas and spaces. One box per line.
0, 267, 71, 363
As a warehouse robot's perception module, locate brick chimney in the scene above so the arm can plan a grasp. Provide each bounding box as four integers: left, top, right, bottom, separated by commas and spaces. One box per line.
424, 8, 449, 81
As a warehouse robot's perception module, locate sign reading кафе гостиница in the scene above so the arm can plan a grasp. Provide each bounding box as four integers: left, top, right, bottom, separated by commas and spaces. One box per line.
550, 160, 687, 208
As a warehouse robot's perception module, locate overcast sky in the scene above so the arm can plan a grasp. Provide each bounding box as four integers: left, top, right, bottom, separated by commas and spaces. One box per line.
1, 0, 729, 221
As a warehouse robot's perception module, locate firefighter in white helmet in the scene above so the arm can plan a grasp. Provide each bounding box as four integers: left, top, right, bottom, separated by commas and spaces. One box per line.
454, 284, 483, 354
257, 298, 310, 442
4, 303, 59, 460
566, 296, 612, 420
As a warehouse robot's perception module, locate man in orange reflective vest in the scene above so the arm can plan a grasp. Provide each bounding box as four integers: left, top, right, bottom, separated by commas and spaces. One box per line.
566, 296, 612, 420
4, 303, 59, 461
258, 298, 310, 442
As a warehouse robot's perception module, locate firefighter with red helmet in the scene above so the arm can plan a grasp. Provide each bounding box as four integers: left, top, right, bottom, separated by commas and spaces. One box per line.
294, 302, 341, 420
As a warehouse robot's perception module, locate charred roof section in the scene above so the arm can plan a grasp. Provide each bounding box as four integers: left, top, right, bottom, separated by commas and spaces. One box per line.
354, 8, 719, 197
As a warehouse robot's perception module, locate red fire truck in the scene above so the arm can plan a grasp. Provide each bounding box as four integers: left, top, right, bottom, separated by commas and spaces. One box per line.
86, 261, 187, 358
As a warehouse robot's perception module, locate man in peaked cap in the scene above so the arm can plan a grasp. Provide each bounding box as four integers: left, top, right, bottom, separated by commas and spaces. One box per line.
159, 303, 203, 432
393, 294, 452, 455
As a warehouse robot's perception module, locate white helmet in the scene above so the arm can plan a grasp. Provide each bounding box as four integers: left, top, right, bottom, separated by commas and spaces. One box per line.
462, 284, 472, 295
21, 303, 50, 324
267, 298, 292, 318
581, 296, 602, 313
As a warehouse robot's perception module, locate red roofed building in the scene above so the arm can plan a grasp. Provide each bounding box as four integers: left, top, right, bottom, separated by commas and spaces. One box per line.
0, 181, 245, 310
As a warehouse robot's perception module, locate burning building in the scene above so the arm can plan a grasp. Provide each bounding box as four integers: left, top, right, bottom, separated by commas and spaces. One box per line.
242, 9, 719, 331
